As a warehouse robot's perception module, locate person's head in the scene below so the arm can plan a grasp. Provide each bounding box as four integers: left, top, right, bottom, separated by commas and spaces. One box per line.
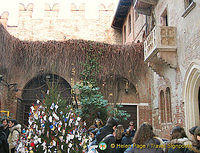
90, 129, 98, 139
194, 126, 200, 142
106, 117, 118, 129
2, 118, 8, 127
189, 126, 198, 141
95, 119, 103, 128
115, 125, 124, 140
132, 122, 155, 145
129, 121, 134, 130
8, 119, 18, 128
170, 126, 187, 140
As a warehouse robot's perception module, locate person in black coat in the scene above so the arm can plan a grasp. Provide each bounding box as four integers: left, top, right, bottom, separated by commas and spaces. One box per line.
125, 121, 136, 139
98, 125, 124, 153
124, 122, 164, 153
0, 124, 9, 153
121, 129, 132, 152
165, 126, 194, 153
2, 119, 9, 139
95, 117, 118, 144
189, 126, 200, 153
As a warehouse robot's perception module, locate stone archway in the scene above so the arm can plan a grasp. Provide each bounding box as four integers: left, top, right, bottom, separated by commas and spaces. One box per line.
17, 73, 72, 125
184, 62, 200, 133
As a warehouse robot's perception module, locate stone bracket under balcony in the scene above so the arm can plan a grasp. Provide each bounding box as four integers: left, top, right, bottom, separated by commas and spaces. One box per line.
144, 26, 177, 77
134, 0, 158, 16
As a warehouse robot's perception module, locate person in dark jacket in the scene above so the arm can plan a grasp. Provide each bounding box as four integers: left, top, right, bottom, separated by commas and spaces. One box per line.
98, 124, 124, 153
121, 129, 133, 152
166, 126, 194, 153
2, 119, 10, 139
125, 121, 136, 139
115, 125, 124, 153
95, 117, 118, 144
189, 126, 200, 153
0, 124, 9, 153
124, 122, 164, 153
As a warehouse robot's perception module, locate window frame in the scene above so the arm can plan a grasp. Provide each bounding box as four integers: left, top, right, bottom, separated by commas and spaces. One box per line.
182, 0, 196, 18
128, 14, 132, 35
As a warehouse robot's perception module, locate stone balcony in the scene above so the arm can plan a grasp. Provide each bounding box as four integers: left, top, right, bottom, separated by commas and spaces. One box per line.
134, 0, 158, 16
144, 26, 177, 77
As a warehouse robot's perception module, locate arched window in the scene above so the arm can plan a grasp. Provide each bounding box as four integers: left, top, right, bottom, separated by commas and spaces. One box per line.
160, 90, 165, 123
198, 87, 200, 122
128, 14, 131, 35
124, 25, 126, 44
166, 87, 172, 122
135, 10, 139, 21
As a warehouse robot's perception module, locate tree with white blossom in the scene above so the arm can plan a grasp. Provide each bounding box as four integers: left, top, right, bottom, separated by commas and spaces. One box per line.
17, 86, 87, 153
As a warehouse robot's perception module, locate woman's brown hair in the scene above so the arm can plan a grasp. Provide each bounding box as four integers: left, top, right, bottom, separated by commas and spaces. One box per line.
115, 124, 124, 140
170, 126, 187, 140
132, 122, 155, 145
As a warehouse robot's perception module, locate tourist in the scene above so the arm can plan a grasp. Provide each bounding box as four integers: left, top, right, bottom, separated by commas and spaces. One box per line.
87, 129, 98, 152
0, 124, 9, 153
190, 126, 200, 153
98, 124, 124, 153
124, 122, 164, 153
166, 126, 193, 153
121, 128, 133, 152
7, 119, 21, 153
189, 126, 198, 141
2, 119, 10, 138
115, 125, 124, 153
94, 118, 104, 129
95, 117, 118, 144
125, 121, 136, 139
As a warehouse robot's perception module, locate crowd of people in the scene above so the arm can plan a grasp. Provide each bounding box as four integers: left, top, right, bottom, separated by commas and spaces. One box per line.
86, 117, 200, 153
1, 117, 200, 153
0, 119, 21, 153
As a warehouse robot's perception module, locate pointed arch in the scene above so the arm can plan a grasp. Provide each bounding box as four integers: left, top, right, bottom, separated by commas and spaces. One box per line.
183, 62, 200, 134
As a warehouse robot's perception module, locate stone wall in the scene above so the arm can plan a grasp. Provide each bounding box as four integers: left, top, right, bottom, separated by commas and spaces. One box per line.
151, 0, 200, 139
0, 0, 122, 44
121, 0, 200, 139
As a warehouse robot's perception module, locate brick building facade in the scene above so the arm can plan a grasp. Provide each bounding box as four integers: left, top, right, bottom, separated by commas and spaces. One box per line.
112, 0, 200, 138
1, 0, 200, 139
0, 0, 150, 130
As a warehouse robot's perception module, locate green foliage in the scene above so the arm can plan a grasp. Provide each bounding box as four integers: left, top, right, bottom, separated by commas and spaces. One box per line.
74, 46, 130, 127
107, 105, 131, 123
73, 83, 108, 126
